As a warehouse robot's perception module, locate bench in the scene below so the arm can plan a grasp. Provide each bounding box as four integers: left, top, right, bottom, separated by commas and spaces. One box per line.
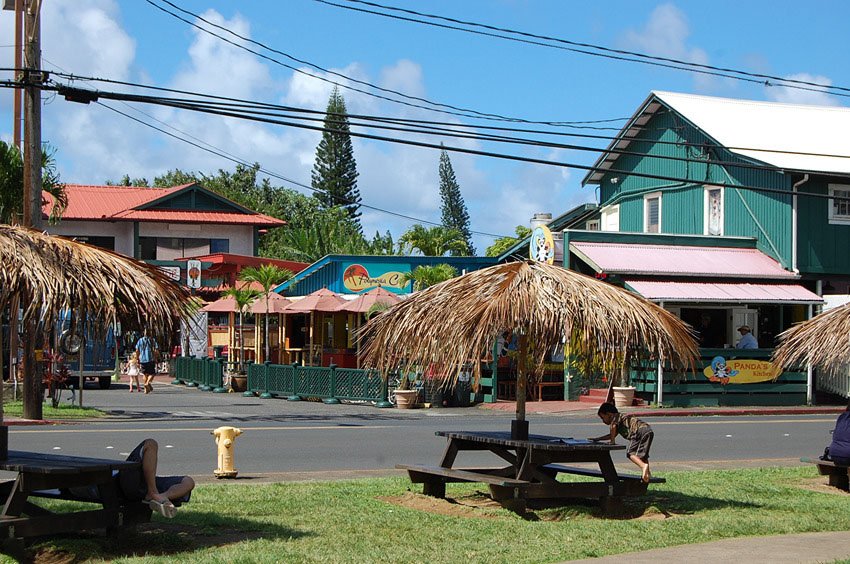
542, 464, 666, 484
397, 464, 530, 498
801, 457, 850, 491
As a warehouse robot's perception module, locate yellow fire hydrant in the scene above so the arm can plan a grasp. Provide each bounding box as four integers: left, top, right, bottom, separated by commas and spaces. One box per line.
212, 426, 243, 478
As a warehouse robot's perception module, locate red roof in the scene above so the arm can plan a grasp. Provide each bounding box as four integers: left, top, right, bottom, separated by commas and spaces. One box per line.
625, 280, 822, 304
43, 184, 284, 227
184, 253, 308, 274
571, 242, 796, 279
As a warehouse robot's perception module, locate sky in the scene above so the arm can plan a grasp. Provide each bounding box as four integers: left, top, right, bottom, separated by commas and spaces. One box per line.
1, 0, 848, 253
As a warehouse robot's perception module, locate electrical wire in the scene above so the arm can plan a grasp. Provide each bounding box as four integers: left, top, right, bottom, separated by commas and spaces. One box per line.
320, 0, 850, 98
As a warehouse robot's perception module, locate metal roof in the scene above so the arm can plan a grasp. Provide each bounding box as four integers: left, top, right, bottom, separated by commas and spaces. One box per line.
571, 241, 797, 279
584, 91, 850, 184
624, 280, 822, 304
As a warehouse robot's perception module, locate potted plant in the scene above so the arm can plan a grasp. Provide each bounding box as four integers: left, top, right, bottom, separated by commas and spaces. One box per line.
393, 372, 420, 409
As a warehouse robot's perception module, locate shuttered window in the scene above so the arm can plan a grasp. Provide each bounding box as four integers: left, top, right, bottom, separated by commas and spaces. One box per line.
829, 185, 850, 224
644, 193, 661, 233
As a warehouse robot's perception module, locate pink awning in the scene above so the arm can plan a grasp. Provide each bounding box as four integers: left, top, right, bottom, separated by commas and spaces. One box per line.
571, 242, 797, 279
625, 280, 823, 304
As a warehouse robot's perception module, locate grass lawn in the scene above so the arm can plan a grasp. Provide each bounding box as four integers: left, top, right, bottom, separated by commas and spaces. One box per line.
7, 466, 850, 563
2, 400, 106, 419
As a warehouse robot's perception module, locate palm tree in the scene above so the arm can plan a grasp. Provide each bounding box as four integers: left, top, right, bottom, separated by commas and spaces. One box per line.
222, 287, 261, 372
238, 264, 293, 362
0, 141, 66, 225
398, 224, 469, 256
402, 264, 458, 291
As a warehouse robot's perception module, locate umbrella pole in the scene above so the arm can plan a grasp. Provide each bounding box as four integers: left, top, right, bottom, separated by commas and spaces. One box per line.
512, 334, 529, 440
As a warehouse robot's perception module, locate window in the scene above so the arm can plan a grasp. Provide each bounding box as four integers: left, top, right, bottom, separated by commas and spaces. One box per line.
704, 186, 723, 236
643, 193, 661, 233
828, 184, 850, 225
585, 219, 600, 231
138, 237, 225, 260
600, 205, 619, 232
210, 238, 230, 253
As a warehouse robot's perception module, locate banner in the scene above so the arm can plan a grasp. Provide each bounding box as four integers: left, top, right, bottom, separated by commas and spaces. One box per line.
703, 356, 781, 385
186, 259, 202, 289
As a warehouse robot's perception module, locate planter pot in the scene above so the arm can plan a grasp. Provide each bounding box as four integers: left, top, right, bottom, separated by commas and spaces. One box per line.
612, 386, 636, 408
231, 375, 248, 393
394, 389, 419, 409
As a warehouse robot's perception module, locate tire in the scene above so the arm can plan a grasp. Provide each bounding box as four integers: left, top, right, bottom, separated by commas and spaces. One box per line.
98, 376, 111, 390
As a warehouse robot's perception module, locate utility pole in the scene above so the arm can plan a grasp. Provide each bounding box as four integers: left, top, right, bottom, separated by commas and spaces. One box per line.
20, 0, 44, 420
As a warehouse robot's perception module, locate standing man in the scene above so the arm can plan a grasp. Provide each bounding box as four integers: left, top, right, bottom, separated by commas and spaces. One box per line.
736, 325, 759, 349
136, 331, 159, 394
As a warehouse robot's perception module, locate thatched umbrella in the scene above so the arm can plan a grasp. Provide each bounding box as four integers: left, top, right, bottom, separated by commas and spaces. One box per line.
0, 224, 195, 422
773, 303, 850, 372
360, 260, 698, 438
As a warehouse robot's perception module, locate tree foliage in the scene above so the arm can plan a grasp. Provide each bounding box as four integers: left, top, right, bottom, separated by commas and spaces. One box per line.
239, 264, 293, 362
402, 264, 458, 291
312, 87, 361, 226
0, 141, 65, 225
438, 149, 473, 255
398, 224, 469, 257
485, 225, 532, 257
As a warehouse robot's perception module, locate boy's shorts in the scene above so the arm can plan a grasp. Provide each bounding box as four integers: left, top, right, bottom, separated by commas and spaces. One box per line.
626, 426, 654, 461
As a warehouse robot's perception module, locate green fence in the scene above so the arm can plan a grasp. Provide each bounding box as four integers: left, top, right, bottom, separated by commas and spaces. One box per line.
632, 348, 807, 407
173, 357, 391, 406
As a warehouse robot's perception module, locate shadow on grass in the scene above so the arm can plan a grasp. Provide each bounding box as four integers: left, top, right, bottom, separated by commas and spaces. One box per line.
525, 488, 762, 521
18, 510, 311, 564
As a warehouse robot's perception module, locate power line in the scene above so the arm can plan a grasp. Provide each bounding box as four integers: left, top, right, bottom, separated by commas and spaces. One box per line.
321, 0, 850, 99
144, 0, 636, 128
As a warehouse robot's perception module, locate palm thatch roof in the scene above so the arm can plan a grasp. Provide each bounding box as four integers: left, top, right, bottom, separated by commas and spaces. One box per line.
0, 224, 194, 340
773, 303, 850, 371
360, 261, 698, 419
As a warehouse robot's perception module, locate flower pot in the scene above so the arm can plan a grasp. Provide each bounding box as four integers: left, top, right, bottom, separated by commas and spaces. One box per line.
394, 389, 419, 409
612, 386, 635, 408
232, 375, 248, 393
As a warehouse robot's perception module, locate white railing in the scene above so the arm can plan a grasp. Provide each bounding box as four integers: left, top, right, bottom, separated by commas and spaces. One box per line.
817, 364, 850, 398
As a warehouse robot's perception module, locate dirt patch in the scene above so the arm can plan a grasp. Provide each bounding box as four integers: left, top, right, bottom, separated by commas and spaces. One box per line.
378, 492, 674, 521
797, 477, 850, 496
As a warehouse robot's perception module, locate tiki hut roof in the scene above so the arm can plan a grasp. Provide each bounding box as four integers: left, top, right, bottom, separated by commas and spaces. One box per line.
360, 261, 698, 400
772, 303, 850, 371
0, 224, 193, 340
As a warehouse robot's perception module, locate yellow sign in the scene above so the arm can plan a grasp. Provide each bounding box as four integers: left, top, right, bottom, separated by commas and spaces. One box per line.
530, 225, 555, 264
703, 356, 781, 385
342, 264, 407, 293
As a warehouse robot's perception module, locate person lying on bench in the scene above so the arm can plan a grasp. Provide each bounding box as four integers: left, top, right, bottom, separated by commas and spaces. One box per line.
589, 402, 654, 483
68, 438, 195, 518
822, 400, 850, 466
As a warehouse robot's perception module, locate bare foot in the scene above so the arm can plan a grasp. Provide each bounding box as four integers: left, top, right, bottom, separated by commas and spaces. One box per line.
642, 466, 651, 483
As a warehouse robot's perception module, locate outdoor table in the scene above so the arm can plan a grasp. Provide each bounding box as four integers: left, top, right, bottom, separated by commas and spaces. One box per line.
0, 451, 151, 551
397, 430, 662, 513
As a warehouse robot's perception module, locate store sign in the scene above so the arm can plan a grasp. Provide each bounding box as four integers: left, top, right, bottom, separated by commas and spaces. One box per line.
529, 225, 555, 264
703, 356, 781, 385
342, 263, 408, 293
159, 266, 181, 281
187, 259, 202, 289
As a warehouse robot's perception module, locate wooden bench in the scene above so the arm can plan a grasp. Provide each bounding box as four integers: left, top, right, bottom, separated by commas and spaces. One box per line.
531, 381, 564, 401
397, 463, 530, 500
542, 464, 665, 484
801, 457, 850, 490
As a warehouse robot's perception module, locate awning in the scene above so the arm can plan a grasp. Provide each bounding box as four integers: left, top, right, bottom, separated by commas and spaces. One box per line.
571, 241, 797, 279
624, 280, 823, 304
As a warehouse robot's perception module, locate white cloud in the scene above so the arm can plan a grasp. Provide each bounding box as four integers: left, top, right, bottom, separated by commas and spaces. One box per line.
765, 73, 840, 106
622, 4, 712, 90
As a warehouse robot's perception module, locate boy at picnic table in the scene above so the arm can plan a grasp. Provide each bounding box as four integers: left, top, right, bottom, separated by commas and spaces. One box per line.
589, 402, 654, 483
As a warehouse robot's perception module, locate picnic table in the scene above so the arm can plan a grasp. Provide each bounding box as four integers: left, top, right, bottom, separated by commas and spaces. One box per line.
397, 430, 664, 513
0, 450, 151, 553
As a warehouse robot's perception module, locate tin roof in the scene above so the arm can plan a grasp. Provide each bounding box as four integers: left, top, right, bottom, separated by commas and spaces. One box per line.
570, 241, 796, 279
44, 184, 285, 227
625, 280, 822, 304
585, 91, 850, 184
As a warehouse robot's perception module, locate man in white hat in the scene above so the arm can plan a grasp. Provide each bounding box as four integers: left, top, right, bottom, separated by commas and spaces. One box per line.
736, 325, 758, 349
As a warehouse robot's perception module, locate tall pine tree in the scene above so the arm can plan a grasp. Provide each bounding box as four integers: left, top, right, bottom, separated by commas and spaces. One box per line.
438, 148, 474, 255
312, 87, 361, 226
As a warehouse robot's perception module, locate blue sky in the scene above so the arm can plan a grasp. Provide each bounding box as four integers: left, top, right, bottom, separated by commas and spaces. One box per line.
1, 1, 848, 252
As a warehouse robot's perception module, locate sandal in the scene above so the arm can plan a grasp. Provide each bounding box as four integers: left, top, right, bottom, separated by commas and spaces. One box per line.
146, 498, 177, 518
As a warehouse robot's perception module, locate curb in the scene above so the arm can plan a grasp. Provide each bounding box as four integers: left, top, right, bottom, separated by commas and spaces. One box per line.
630, 407, 846, 417
3, 418, 58, 426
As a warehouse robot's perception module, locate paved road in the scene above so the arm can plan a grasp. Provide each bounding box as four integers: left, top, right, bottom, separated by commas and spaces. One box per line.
8, 380, 838, 482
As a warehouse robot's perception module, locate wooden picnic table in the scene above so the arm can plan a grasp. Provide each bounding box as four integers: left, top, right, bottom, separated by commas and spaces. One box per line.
397, 430, 664, 513
0, 450, 151, 553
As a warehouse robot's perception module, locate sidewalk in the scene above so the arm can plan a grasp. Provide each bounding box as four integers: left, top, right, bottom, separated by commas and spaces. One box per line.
563, 531, 850, 563
477, 399, 846, 417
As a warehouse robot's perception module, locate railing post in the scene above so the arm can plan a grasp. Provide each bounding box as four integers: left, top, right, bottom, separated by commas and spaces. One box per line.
375, 371, 393, 408
323, 364, 340, 404
171, 354, 182, 385
287, 362, 301, 401
243, 361, 256, 397
213, 358, 227, 393
199, 357, 213, 391
185, 357, 198, 387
